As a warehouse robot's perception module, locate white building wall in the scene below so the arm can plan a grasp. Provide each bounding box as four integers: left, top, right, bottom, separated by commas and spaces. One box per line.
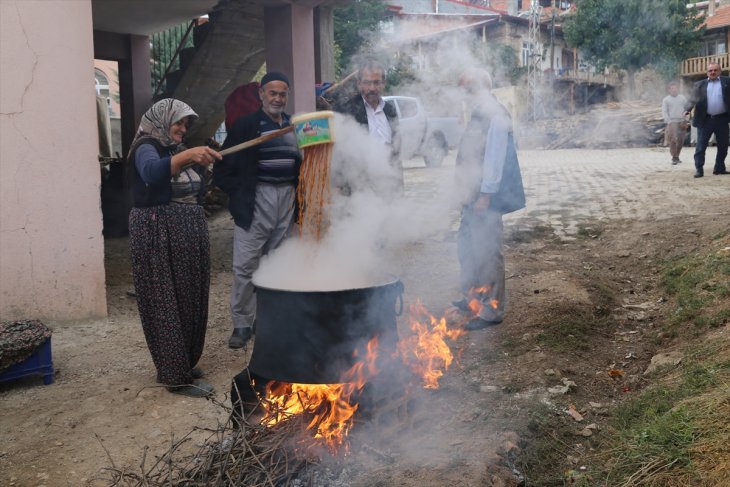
1, 0, 107, 320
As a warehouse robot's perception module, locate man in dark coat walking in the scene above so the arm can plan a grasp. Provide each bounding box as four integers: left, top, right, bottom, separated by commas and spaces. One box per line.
684, 62, 730, 177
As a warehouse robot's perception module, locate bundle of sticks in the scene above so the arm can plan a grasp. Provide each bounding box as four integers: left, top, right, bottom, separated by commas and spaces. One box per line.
96, 408, 330, 486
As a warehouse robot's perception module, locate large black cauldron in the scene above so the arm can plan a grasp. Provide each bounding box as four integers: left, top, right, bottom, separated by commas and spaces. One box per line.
248, 275, 403, 384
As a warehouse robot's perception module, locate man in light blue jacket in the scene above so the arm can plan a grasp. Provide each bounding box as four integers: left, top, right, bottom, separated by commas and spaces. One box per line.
453, 70, 525, 330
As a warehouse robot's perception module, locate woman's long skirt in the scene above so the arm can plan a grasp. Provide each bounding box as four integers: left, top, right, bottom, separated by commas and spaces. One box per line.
129, 204, 210, 386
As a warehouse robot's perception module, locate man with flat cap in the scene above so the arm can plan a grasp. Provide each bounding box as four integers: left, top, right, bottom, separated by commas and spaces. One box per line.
213, 72, 302, 348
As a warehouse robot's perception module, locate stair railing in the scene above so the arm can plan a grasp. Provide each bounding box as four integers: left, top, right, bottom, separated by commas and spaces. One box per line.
151, 19, 199, 98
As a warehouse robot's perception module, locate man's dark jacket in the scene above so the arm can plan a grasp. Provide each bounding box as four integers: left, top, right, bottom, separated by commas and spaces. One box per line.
212, 109, 301, 230
685, 76, 730, 127
334, 96, 401, 160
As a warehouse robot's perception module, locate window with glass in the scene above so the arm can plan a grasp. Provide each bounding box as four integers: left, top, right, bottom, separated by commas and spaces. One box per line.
94, 69, 110, 97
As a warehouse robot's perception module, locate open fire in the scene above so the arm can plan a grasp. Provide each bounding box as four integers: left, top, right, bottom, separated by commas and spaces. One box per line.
259, 300, 466, 452
397, 301, 466, 389
467, 285, 499, 316
260, 336, 379, 452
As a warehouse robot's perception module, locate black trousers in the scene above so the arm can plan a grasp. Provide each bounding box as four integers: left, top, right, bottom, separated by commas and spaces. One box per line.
694, 115, 729, 173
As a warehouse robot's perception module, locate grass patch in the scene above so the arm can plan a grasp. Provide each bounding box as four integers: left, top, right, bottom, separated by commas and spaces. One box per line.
517, 343, 730, 486
535, 283, 615, 354
587, 344, 730, 485
535, 308, 598, 353
518, 403, 586, 486
661, 250, 730, 329
604, 406, 698, 485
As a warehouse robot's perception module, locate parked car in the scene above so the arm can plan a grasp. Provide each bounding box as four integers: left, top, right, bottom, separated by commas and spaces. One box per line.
384, 95, 463, 167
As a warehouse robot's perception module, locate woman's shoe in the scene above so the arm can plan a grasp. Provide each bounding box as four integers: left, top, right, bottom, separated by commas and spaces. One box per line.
168, 379, 214, 398
157, 368, 204, 384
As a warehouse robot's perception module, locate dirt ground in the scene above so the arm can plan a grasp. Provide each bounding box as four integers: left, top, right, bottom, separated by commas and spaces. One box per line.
1, 148, 728, 486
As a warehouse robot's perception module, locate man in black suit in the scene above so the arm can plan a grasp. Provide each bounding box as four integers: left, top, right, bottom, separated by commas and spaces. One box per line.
334, 59, 402, 192
684, 62, 730, 177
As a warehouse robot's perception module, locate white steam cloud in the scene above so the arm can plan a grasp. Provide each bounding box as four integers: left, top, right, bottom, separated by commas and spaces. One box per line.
253, 27, 516, 293
253, 113, 457, 291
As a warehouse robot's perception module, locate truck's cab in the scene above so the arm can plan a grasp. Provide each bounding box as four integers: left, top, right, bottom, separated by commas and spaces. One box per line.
384, 95, 463, 167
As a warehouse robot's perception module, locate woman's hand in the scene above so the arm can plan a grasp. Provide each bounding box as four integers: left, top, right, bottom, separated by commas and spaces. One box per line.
171, 146, 222, 174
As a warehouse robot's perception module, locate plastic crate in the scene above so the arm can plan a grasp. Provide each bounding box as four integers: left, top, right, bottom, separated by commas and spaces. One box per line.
0, 338, 55, 385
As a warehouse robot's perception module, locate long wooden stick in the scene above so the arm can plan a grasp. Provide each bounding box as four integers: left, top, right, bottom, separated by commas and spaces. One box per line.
322, 70, 357, 95
179, 125, 295, 173
219, 125, 295, 156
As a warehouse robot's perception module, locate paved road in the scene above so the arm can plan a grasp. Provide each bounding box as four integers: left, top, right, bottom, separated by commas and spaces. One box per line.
404, 146, 729, 236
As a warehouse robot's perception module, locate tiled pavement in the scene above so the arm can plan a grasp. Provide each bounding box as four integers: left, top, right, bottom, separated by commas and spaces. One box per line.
404, 146, 729, 236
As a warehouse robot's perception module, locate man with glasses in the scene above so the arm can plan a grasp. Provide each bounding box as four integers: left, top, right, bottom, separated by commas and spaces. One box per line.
334, 58, 402, 192
684, 62, 730, 177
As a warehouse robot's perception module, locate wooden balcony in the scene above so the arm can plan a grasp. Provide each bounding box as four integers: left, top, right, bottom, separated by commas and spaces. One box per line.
681, 53, 730, 76
553, 68, 622, 87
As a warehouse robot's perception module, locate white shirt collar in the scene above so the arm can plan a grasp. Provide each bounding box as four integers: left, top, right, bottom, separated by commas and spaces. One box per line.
362, 95, 385, 112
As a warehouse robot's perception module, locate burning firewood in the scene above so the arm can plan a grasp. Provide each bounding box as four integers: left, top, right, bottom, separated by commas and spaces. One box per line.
97, 301, 467, 486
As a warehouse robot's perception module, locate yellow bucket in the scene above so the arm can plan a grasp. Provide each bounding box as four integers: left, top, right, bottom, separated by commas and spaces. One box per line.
291, 111, 335, 149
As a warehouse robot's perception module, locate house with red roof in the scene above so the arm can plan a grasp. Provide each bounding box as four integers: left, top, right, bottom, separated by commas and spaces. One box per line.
682, 1, 730, 79
382, 1, 615, 116
384, 0, 589, 84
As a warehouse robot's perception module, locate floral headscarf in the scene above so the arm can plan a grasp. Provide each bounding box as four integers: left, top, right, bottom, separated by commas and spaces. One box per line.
130, 98, 198, 152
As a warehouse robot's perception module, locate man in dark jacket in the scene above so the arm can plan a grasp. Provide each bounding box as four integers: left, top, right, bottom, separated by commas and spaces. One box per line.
684, 62, 730, 177
334, 59, 402, 192
213, 72, 302, 348
452, 69, 525, 331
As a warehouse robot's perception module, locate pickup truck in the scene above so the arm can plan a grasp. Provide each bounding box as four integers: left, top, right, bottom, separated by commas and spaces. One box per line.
383, 95, 463, 167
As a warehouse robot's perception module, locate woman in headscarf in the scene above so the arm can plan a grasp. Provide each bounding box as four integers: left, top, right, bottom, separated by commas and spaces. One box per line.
127, 98, 221, 397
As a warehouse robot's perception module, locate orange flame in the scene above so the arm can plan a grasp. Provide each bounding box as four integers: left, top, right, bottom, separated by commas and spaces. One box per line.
260, 298, 469, 452
467, 285, 493, 315
464, 285, 500, 321
260, 337, 380, 452
397, 301, 465, 389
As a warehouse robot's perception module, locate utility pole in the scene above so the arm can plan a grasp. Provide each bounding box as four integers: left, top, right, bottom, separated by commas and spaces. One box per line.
549, 0, 556, 80
527, 0, 542, 121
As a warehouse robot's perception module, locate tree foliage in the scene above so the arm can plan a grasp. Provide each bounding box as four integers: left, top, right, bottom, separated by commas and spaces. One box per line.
474, 42, 524, 87
563, 0, 704, 83
150, 22, 194, 94
333, 0, 390, 77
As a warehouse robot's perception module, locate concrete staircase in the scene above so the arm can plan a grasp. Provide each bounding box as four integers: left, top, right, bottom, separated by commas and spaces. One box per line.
160, 0, 266, 146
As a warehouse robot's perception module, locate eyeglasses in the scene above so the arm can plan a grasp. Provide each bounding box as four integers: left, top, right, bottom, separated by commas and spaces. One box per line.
360, 80, 384, 87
